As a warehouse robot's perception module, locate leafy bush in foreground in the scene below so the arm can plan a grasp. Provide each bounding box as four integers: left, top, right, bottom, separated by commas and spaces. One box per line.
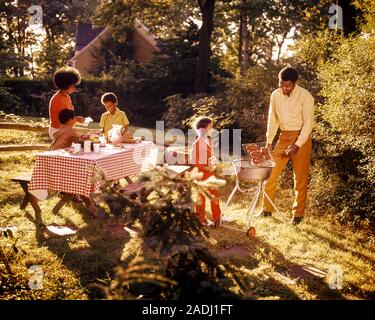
93, 166, 240, 299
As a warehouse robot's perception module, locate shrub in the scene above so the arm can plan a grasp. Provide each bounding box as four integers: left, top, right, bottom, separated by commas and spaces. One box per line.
0, 78, 156, 126
310, 35, 375, 226
164, 64, 280, 143
163, 93, 235, 131
93, 166, 240, 299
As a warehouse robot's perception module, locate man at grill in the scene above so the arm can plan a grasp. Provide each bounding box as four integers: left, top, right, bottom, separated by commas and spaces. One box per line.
260, 67, 315, 225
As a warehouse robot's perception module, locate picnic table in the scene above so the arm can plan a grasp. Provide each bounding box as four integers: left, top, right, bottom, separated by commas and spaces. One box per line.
27, 141, 158, 216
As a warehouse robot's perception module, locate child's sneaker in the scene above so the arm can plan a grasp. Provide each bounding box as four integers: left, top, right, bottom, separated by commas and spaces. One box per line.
214, 219, 222, 228
202, 219, 214, 227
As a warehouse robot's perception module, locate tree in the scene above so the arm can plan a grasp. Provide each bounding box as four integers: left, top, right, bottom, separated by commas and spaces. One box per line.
195, 0, 216, 92
312, 35, 375, 226
353, 0, 375, 33
93, 0, 234, 93
33, 0, 89, 76
0, 0, 36, 77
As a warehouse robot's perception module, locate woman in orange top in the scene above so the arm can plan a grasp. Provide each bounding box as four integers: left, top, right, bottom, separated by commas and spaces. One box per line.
49, 67, 85, 139
190, 117, 221, 228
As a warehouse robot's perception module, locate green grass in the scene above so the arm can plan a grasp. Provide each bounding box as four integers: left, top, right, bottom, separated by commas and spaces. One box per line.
0, 129, 374, 300
0, 116, 164, 146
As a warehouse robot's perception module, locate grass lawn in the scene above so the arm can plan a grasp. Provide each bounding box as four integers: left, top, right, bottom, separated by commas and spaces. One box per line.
0, 129, 374, 300
0, 115, 174, 146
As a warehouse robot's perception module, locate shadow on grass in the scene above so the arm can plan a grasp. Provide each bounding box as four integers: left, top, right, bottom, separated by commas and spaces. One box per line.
0, 192, 25, 208
209, 217, 346, 300
25, 201, 132, 299
299, 227, 375, 266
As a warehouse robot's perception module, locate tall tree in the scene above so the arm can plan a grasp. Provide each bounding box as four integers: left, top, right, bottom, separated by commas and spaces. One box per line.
93, 0, 234, 93
195, 0, 216, 92
32, 0, 89, 75
0, 0, 36, 76
353, 0, 375, 33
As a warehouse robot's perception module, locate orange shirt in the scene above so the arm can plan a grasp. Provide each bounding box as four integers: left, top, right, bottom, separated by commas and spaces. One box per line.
191, 136, 216, 179
49, 91, 74, 129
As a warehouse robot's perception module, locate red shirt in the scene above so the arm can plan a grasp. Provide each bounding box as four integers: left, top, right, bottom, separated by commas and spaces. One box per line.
191, 136, 215, 179
49, 91, 74, 129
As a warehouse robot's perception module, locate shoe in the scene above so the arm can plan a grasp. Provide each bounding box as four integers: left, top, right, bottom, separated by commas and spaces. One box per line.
221, 215, 235, 222
214, 219, 222, 228
202, 219, 214, 227
290, 216, 303, 225
258, 210, 272, 217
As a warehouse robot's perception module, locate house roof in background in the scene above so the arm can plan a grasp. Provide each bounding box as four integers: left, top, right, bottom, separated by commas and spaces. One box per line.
75, 23, 106, 52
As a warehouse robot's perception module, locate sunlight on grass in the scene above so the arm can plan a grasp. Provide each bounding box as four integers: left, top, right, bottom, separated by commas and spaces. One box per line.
210, 184, 375, 299
0, 137, 374, 300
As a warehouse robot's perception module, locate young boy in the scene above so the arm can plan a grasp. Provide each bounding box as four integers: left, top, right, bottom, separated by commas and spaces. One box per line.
50, 109, 81, 150
190, 117, 222, 228
49, 67, 85, 139
99, 92, 130, 137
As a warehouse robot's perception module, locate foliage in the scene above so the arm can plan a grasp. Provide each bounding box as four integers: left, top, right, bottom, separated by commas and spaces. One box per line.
0, 79, 22, 113
32, 0, 94, 76
104, 22, 201, 118
104, 19, 232, 117
288, 29, 344, 96
310, 35, 375, 226
0, 78, 159, 126
0, 227, 24, 274
353, 0, 375, 33
92, 166, 238, 299
163, 93, 235, 132
0, 111, 49, 128
34, 38, 75, 77
1, 78, 54, 116
223, 64, 281, 142
0, 1, 100, 77
0, 1, 36, 77
164, 63, 279, 142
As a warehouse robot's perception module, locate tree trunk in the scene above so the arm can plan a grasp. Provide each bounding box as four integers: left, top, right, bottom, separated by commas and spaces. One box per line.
195, 0, 216, 93
338, 0, 360, 36
243, 15, 250, 70
276, 32, 288, 63
238, 9, 244, 72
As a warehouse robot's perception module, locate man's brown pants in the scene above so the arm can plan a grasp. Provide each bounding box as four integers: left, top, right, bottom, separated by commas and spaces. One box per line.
262, 131, 312, 217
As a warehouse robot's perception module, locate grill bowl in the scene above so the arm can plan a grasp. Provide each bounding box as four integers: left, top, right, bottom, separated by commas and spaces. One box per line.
233, 159, 275, 183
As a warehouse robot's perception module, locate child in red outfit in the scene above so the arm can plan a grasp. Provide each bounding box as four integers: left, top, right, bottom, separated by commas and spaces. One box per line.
190, 117, 221, 228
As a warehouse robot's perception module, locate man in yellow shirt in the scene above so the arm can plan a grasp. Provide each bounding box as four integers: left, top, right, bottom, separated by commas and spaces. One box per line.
260, 67, 314, 225
99, 92, 130, 137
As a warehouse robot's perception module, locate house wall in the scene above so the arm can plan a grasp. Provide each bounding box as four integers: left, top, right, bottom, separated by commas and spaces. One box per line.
73, 30, 111, 77
133, 28, 158, 63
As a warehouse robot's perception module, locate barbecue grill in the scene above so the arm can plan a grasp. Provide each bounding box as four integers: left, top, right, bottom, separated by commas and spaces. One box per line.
220, 157, 282, 239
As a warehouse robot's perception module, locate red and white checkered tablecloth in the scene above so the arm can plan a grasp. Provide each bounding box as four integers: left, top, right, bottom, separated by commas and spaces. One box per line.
29, 141, 158, 199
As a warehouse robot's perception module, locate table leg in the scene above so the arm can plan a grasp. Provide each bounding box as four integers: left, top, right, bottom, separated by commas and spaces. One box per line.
20, 194, 29, 210
20, 182, 42, 214
52, 193, 72, 214
124, 176, 133, 184
81, 196, 102, 219
30, 196, 42, 215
